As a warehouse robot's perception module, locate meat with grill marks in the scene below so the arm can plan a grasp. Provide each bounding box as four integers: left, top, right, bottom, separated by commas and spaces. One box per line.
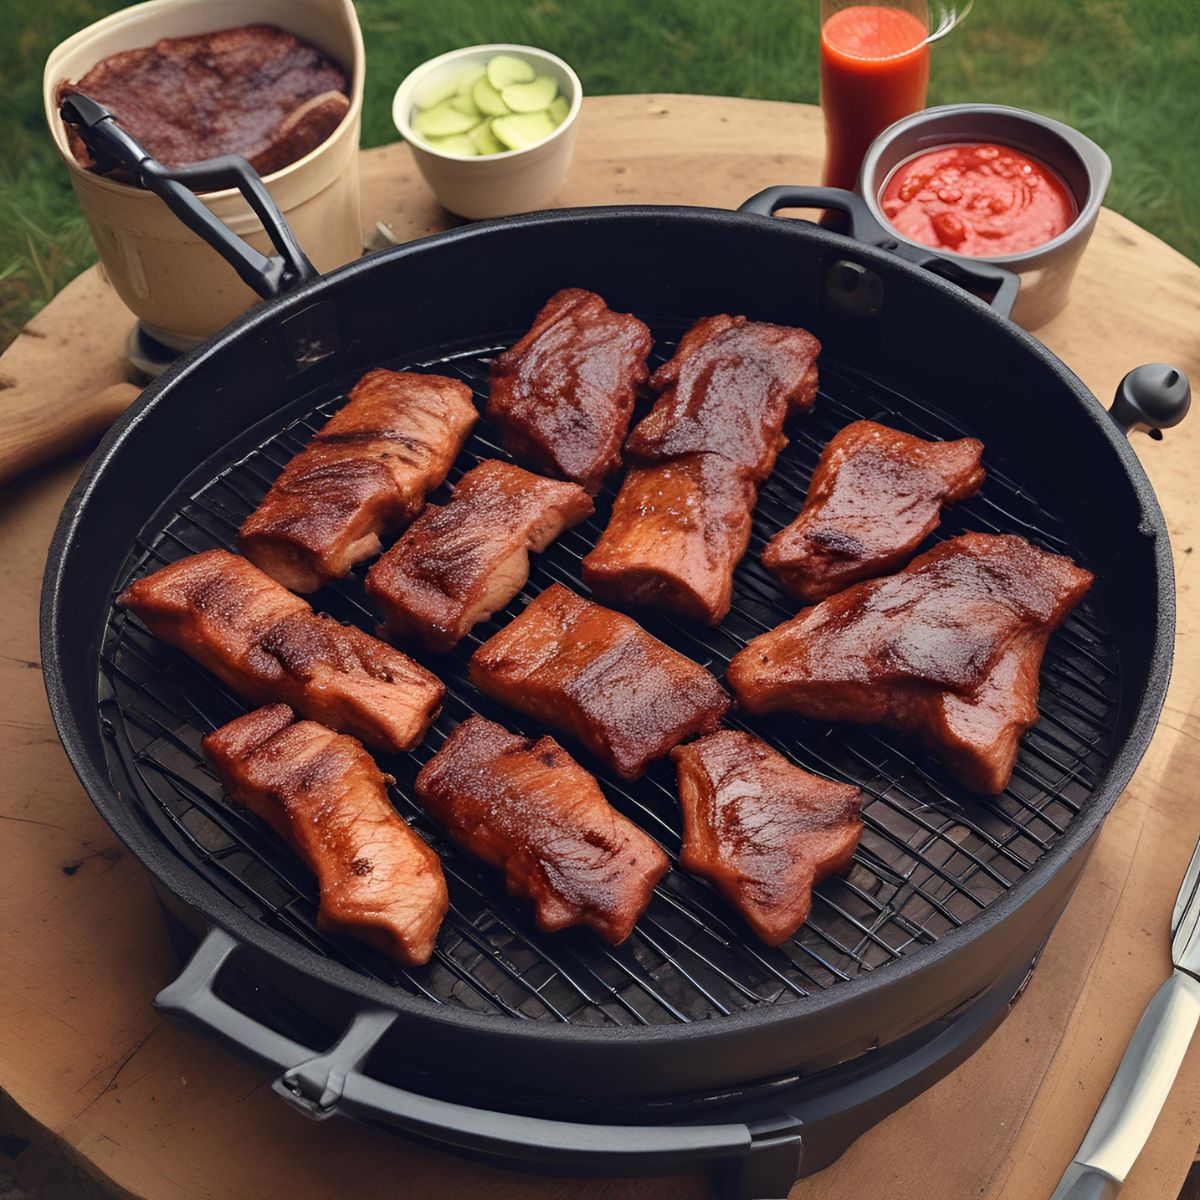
726, 533, 1093, 793
204, 705, 448, 965
763, 421, 985, 602
365, 459, 593, 653
468, 583, 729, 780
118, 549, 444, 753
582, 454, 757, 625
671, 730, 863, 945
239, 369, 477, 592
584, 314, 821, 624
487, 289, 652, 494
623, 313, 821, 480
416, 716, 668, 943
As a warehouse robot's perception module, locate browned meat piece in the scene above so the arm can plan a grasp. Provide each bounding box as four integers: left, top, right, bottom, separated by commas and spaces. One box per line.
204, 705, 448, 965
671, 731, 863, 945
581, 454, 756, 625
487, 289, 652, 493
366, 460, 593, 652
726, 533, 1093, 793
585, 315, 821, 625
416, 716, 668, 943
624, 314, 821, 481
468, 583, 729, 779
119, 550, 443, 753
239, 369, 477, 592
763, 421, 985, 602
60, 24, 349, 174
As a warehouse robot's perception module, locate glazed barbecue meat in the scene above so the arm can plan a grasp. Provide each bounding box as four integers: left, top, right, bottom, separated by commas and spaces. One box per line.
763, 421, 985, 602
624, 314, 821, 480
119, 550, 443, 753
487, 289, 653, 493
468, 583, 729, 779
726, 533, 1093, 793
416, 716, 669, 943
204, 705, 448, 965
365, 460, 593, 652
671, 731, 863, 945
239, 369, 477, 592
582, 454, 757, 624
585, 315, 822, 625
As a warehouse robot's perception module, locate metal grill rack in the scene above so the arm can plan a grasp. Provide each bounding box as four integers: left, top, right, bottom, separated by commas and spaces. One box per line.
98, 318, 1119, 1030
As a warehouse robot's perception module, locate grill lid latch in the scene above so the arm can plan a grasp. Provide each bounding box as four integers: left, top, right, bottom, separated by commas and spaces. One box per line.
273, 1006, 397, 1119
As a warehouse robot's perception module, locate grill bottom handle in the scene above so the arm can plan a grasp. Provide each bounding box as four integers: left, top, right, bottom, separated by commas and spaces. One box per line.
154, 926, 800, 1199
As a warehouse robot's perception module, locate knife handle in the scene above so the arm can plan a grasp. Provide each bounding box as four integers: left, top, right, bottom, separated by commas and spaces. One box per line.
1050, 971, 1200, 1200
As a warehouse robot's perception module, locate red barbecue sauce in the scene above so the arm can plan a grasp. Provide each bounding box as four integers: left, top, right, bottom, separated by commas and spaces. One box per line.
880, 143, 1076, 257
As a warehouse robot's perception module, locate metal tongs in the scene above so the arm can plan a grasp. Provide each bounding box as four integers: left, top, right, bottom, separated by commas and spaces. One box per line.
1051, 836, 1200, 1199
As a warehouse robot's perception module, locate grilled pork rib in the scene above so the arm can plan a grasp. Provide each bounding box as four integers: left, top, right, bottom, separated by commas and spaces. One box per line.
239, 369, 477, 592
416, 716, 668, 943
585, 315, 821, 624
671, 730, 863, 945
204, 705, 448, 964
119, 550, 444, 753
726, 533, 1093, 793
763, 421, 985, 602
468, 583, 729, 780
487, 289, 653, 493
365, 459, 593, 652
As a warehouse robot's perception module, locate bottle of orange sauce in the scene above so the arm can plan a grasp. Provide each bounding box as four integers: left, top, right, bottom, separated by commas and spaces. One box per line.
820, 2, 934, 191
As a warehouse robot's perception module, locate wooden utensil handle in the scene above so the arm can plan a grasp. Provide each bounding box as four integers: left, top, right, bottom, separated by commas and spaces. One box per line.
0, 380, 140, 487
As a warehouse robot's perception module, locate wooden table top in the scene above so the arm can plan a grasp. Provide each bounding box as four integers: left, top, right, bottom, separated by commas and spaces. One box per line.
2, 94, 1200, 1200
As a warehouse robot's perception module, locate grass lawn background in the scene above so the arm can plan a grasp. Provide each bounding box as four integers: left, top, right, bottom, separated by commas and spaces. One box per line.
2, 0, 1196, 347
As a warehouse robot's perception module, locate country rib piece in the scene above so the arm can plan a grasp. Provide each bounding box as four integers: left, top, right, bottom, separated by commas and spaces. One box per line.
583, 314, 821, 624
204, 705, 448, 965
726, 533, 1093, 794
239, 369, 478, 592
671, 730, 863, 945
468, 583, 729, 780
763, 421, 985, 602
623, 314, 821, 479
119, 550, 444, 753
416, 716, 669, 944
365, 459, 593, 653
486, 289, 653, 494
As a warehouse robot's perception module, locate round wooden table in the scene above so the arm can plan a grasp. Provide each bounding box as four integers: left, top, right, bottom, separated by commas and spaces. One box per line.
2, 96, 1199, 1200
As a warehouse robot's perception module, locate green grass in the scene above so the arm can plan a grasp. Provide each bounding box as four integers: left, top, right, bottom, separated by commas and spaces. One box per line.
2, 0, 1197, 347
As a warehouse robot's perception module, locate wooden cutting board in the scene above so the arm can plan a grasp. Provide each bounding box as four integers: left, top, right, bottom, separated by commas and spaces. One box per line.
2, 95, 1200, 1200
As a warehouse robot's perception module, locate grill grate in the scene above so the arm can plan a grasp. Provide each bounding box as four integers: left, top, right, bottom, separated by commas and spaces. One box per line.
98, 319, 1119, 1026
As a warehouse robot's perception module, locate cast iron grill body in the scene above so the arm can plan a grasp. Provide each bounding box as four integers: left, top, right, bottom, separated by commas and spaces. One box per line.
42, 209, 1173, 1140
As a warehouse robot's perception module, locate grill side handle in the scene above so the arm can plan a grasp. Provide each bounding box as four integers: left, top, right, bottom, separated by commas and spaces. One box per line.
1108, 364, 1191, 440
738, 185, 1020, 319
153, 926, 800, 1200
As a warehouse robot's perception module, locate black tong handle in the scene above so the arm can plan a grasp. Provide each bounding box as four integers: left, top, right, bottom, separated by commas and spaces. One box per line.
60, 93, 317, 301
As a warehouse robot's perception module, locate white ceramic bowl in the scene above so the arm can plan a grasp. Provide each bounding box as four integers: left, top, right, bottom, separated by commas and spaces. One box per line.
392, 43, 582, 220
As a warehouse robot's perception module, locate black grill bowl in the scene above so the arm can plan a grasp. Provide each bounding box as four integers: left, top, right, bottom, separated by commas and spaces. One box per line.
40, 207, 1175, 1185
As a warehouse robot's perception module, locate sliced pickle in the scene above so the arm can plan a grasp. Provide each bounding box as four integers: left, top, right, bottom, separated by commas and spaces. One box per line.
470, 120, 506, 155
486, 54, 535, 89
547, 95, 570, 125
472, 77, 511, 117
491, 110, 557, 151
411, 102, 478, 138
427, 133, 479, 157
501, 76, 558, 114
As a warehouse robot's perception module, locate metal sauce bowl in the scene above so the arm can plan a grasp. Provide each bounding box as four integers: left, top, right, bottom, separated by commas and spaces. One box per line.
859, 104, 1111, 329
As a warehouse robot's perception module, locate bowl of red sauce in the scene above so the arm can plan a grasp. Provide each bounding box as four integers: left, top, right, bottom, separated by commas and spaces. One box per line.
860, 104, 1111, 329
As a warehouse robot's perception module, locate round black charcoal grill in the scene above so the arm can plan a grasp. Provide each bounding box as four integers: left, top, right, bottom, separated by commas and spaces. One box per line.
42, 110, 1189, 1200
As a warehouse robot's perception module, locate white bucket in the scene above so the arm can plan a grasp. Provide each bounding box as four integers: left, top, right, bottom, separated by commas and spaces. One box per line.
43, 0, 365, 350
